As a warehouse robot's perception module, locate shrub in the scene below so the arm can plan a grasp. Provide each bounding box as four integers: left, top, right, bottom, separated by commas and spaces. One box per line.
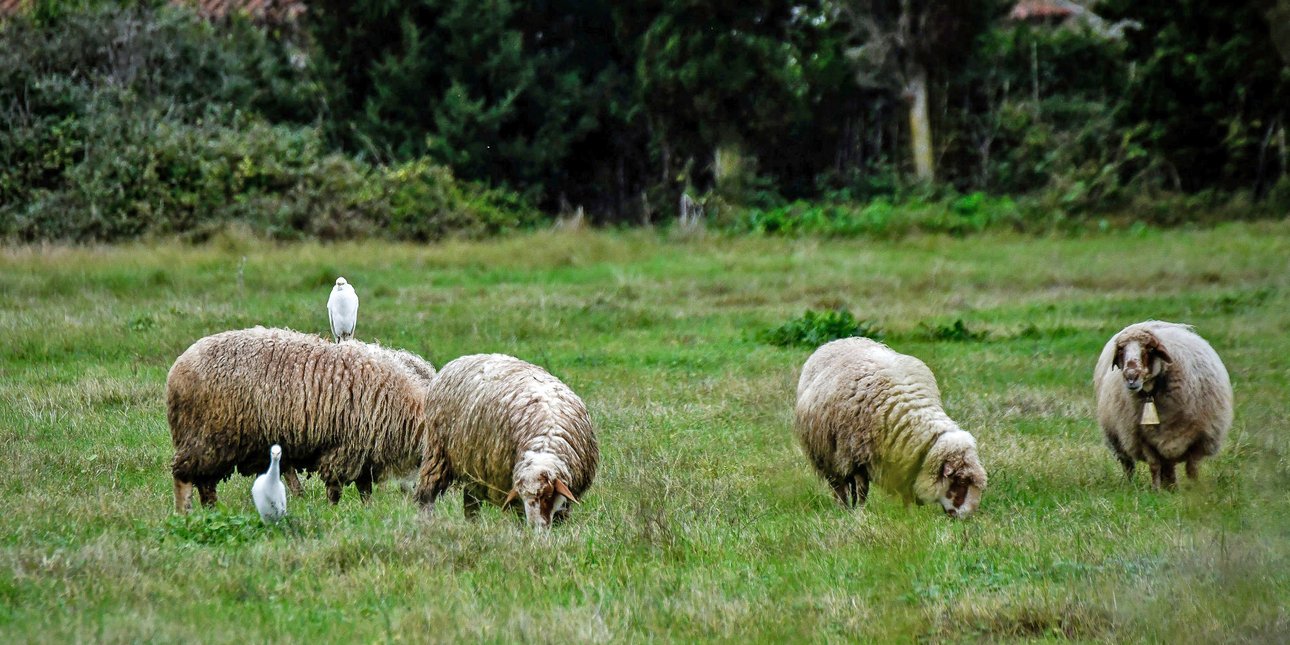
758, 308, 882, 348
920, 319, 989, 342
0, 3, 537, 243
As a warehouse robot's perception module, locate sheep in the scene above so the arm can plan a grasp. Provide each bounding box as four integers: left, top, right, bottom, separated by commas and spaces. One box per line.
279, 343, 438, 497
1093, 320, 1233, 489
167, 326, 433, 512
414, 354, 598, 529
794, 337, 987, 518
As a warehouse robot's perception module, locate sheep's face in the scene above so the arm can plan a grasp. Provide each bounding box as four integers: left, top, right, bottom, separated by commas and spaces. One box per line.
936, 463, 984, 519
917, 431, 987, 519
1114, 335, 1171, 393
504, 470, 579, 530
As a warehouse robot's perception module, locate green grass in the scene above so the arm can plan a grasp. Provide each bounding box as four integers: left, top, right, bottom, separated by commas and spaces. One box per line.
2, 222, 1288, 642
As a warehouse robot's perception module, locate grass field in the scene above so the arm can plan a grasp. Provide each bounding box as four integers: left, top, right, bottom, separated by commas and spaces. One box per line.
2, 222, 1288, 642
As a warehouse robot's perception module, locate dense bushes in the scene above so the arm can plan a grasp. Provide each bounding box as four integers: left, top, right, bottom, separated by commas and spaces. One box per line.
0, 3, 535, 242
1, 1, 1286, 242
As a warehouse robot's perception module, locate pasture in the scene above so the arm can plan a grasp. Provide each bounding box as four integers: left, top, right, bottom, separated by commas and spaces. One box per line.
2, 222, 1288, 642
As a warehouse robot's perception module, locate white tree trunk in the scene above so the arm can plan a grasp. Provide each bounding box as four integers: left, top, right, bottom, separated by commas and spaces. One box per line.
907, 66, 934, 182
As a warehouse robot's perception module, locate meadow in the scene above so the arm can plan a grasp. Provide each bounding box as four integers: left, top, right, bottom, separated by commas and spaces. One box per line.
2, 222, 1288, 642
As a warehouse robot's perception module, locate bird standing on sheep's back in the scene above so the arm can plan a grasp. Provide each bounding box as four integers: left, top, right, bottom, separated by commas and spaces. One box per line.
252, 444, 288, 523
327, 277, 359, 342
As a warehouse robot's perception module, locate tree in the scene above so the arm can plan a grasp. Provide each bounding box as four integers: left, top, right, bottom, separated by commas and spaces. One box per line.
838, 0, 991, 182
1103, 0, 1289, 194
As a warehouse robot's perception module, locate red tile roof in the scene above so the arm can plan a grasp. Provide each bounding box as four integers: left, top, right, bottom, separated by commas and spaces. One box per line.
1010, 0, 1078, 21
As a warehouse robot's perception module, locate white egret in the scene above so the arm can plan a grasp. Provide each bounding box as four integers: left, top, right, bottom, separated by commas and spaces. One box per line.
327, 277, 359, 342
252, 444, 288, 523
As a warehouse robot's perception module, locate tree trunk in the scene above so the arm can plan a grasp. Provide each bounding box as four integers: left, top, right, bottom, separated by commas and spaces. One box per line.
907, 65, 934, 182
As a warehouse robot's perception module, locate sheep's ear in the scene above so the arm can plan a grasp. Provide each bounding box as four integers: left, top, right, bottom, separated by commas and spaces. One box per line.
942, 462, 955, 478
1149, 342, 1172, 364
553, 479, 580, 504
502, 488, 518, 508
1112, 342, 1126, 370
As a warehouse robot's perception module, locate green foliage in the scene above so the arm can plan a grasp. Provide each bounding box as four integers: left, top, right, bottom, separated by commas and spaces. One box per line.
758, 308, 882, 348
920, 318, 988, 342
159, 511, 274, 546
0, 3, 536, 242
1103, 0, 1290, 194
3, 0, 1288, 235
736, 192, 1021, 237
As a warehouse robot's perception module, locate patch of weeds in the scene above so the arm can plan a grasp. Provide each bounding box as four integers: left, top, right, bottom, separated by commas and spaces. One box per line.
158, 511, 274, 545
128, 315, 157, 332
920, 318, 988, 342
758, 308, 882, 348
1210, 287, 1274, 314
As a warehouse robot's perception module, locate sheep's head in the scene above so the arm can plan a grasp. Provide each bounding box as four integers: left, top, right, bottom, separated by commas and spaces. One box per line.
503, 452, 579, 529
916, 430, 987, 519
1113, 330, 1172, 393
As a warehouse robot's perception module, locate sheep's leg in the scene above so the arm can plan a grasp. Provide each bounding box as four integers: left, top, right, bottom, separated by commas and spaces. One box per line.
325, 481, 343, 505
1106, 434, 1136, 482
197, 481, 219, 508
829, 477, 854, 508
283, 467, 305, 497
463, 485, 485, 519
1158, 461, 1178, 490
1184, 458, 1200, 481
356, 475, 374, 503
1184, 443, 1207, 481
414, 445, 453, 516
853, 472, 870, 508
173, 478, 194, 514
1117, 455, 1136, 482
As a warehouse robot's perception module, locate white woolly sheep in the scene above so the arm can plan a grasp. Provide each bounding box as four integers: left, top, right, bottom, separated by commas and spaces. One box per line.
1093, 320, 1233, 489
794, 337, 987, 518
167, 327, 433, 511
415, 354, 599, 529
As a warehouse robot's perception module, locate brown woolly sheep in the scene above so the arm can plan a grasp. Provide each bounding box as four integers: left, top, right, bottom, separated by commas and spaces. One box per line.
279, 343, 438, 497
166, 327, 432, 511
415, 354, 599, 529
794, 337, 988, 518
1093, 320, 1233, 489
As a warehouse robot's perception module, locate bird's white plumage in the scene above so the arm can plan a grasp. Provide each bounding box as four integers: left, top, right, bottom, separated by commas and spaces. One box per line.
327, 277, 359, 342
252, 444, 288, 523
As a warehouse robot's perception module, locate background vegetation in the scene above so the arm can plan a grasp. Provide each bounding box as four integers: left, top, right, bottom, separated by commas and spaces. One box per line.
2, 224, 1288, 640
2, 0, 1287, 242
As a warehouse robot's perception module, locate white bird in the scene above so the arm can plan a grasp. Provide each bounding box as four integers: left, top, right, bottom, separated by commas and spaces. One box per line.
252, 444, 288, 523
327, 277, 359, 342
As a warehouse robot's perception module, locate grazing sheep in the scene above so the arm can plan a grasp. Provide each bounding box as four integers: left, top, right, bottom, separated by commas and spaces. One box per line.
415, 354, 598, 529
794, 337, 987, 518
1093, 320, 1233, 489
167, 327, 432, 512
327, 277, 359, 342
280, 344, 438, 496
252, 445, 287, 523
